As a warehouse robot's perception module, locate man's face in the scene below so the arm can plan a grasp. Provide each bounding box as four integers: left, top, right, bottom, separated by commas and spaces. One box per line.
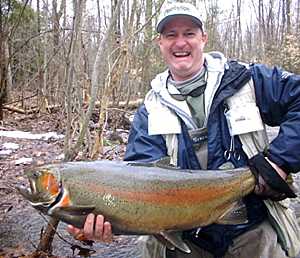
157, 16, 207, 81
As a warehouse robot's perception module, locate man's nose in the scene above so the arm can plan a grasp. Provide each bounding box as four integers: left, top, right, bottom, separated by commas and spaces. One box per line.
174, 35, 187, 47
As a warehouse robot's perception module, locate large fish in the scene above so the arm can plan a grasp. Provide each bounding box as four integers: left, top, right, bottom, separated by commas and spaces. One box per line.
17, 160, 256, 253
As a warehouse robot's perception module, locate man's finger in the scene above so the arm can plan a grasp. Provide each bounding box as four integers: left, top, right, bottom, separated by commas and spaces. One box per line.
102, 221, 113, 243
67, 224, 80, 235
84, 213, 96, 239
94, 215, 105, 240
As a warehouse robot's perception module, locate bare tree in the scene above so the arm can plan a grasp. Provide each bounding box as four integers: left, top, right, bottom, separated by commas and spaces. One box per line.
66, 0, 124, 161
64, 0, 87, 161
140, 0, 154, 93
296, 0, 300, 34
286, 0, 291, 33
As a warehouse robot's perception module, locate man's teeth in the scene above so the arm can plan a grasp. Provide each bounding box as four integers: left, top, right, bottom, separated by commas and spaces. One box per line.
174, 52, 190, 57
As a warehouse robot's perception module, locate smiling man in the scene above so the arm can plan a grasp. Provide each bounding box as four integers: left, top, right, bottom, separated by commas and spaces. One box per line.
67, 2, 300, 258
157, 16, 207, 81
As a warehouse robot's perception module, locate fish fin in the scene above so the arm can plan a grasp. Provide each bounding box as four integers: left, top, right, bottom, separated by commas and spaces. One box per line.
154, 158, 182, 170
57, 205, 95, 215
216, 200, 248, 225
153, 234, 175, 251
51, 206, 95, 228
159, 231, 191, 254
154, 157, 172, 166
127, 157, 180, 170
127, 162, 154, 168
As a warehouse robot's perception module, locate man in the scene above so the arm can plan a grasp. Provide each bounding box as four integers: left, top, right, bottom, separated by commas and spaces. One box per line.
68, 2, 300, 258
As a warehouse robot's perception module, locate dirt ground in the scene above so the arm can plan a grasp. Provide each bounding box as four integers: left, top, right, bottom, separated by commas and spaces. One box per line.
0, 109, 137, 257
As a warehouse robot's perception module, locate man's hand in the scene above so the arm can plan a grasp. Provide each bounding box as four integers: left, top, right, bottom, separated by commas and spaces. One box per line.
67, 214, 113, 242
250, 154, 292, 201
254, 174, 287, 201
265, 157, 287, 180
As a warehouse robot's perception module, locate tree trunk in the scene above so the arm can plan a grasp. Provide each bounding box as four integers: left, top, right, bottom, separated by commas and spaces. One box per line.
286, 0, 291, 34
141, 0, 153, 92
64, 0, 86, 160
297, 0, 300, 34
68, 0, 124, 161
0, 4, 8, 120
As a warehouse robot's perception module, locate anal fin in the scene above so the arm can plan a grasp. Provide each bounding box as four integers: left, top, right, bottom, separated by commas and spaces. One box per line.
154, 234, 175, 251
159, 231, 191, 253
216, 200, 248, 225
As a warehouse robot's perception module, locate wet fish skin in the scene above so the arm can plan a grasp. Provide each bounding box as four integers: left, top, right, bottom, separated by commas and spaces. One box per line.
17, 160, 256, 234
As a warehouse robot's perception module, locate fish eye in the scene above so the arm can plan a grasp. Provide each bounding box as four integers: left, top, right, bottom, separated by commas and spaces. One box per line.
32, 171, 41, 178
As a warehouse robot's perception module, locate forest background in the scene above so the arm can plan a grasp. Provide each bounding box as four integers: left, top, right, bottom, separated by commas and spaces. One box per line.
1, 0, 300, 160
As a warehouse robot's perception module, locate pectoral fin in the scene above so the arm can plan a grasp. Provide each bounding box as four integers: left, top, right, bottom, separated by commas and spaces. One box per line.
158, 231, 191, 254
50, 205, 95, 228
57, 205, 95, 215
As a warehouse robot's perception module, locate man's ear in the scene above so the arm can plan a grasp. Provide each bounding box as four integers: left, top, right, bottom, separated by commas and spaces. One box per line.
155, 35, 162, 46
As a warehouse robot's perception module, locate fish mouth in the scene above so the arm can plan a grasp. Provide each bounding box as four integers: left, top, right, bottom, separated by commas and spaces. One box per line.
16, 183, 33, 200
16, 177, 38, 199
16, 179, 56, 211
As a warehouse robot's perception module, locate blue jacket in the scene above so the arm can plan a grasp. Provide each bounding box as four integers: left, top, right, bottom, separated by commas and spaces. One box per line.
124, 60, 300, 256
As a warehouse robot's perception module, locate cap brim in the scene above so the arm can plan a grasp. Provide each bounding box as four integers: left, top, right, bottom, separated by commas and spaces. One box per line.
156, 14, 203, 33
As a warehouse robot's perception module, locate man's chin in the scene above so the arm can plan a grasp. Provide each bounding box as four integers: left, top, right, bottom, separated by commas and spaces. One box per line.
170, 69, 195, 81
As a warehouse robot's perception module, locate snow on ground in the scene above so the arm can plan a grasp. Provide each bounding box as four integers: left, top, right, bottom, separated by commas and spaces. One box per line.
0, 130, 64, 141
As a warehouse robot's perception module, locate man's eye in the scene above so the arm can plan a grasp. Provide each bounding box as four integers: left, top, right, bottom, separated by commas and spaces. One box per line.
164, 33, 176, 38
186, 32, 195, 37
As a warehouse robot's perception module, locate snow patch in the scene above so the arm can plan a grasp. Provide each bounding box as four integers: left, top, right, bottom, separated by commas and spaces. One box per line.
0, 142, 20, 156
2, 142, 20, 150
0, 149, 13, 155
56, 153, 65, 160
0, 130, 64, 141
15, 157, 33, 165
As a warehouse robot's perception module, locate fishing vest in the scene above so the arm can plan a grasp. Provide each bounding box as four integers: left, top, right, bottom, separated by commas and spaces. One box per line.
159, 74, 300, 257
225, 78, 300, 258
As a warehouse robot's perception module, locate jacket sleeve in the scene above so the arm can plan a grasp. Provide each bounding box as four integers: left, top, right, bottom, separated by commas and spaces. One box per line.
251, 64, 300, 173
124, 104, 168, 162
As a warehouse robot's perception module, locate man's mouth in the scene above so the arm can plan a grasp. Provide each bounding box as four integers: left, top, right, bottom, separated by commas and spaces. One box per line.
173, 51, 191, 58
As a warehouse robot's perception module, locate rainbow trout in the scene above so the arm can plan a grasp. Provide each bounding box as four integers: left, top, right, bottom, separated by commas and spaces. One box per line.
17, 160, 256, 253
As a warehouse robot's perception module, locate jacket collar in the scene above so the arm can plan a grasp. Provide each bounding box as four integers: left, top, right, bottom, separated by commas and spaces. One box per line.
150, 51, 227, 94
148, 51, 228, 128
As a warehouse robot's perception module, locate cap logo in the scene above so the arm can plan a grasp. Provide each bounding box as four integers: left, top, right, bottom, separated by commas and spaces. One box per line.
164, 6, 190, 15
156, 3, 203, 33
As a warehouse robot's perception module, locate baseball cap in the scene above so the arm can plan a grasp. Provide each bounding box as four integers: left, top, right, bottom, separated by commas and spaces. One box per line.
156, 3, 204, 33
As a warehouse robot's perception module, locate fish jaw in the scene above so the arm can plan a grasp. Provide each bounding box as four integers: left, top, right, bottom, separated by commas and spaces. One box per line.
17, 166, 62, 213
16, 184, 54, 213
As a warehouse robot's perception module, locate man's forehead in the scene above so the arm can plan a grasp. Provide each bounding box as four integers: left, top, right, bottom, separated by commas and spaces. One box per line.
162, 16, 202, 31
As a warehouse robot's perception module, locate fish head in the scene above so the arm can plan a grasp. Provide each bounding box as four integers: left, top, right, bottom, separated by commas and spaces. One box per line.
17, 165, 61, 213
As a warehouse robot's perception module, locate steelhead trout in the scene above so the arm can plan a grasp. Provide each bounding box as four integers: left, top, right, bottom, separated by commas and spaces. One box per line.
17, 160, 256, 253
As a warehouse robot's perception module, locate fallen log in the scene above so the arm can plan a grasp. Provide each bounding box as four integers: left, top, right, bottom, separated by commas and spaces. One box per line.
3, 104, 61, 114
3, 98, 143, 115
